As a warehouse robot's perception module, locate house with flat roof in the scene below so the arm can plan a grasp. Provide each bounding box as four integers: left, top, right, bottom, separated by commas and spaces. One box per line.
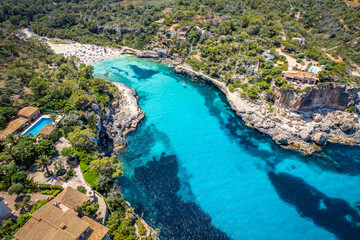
283, 71, 319, 85
17, 107, 40, 122
14, 187, 109, 240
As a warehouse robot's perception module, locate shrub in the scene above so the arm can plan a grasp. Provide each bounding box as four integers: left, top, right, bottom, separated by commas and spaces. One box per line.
11, 171, 27, 184
61, 147, 75, 158
80, 162, 89, 172
48, 130, 60, 142
30, 199, 48, 213
347, 106, 355, 113
52, 185, 63, 190
64, 167, 74, 180
38, 184, 51, 189
40, 189, 60, 195
75, 202, 99, 217
77, 186, 86, 194
137, 220, 147, 236
8, 183, 24, 195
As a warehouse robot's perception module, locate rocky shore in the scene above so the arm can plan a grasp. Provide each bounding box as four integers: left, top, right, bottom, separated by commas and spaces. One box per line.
98, 82, 145, 155
50, 39, 360, 155
96, 81, 157, 237
174, 66, 360, 154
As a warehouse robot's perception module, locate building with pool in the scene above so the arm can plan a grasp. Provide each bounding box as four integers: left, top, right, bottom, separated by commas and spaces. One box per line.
0, 106, 59, 140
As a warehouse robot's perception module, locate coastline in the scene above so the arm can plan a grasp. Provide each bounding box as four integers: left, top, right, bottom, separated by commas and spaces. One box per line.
174, 66, 360, 155
48, 41, 360, 156
100, 82, 145, 155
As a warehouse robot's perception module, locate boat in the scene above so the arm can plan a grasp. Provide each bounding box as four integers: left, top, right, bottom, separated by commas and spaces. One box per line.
182, 82, 186, 87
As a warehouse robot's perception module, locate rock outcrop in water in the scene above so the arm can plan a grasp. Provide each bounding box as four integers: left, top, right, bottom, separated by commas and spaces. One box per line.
174, 65, 360, 155
98, 82, 145, 155
275, 84, 358, 111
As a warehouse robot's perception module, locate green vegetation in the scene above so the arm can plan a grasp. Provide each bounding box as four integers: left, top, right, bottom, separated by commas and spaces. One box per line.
106, 191, 137, 240
83, 168, 99, 189
75, 201, 99, 218
0, 198, 48, 240
8, 183, 24, 195
137, 220, 147, 236
40, 189, 61, 195
0, 0, 359, 239
77, 185, 86, 193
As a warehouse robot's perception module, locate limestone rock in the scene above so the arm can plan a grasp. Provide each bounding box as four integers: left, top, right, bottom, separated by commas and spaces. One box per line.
319, 124, 330, 133
274, 134, 289, 145
312, 113, 322, 122
299, 130, 311, 142
339, 119, 356, 132
312, 132, 328, 145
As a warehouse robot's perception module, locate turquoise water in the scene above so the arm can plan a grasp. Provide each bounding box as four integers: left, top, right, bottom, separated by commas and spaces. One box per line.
93, 55, 360, 240
23, 117, 53, 136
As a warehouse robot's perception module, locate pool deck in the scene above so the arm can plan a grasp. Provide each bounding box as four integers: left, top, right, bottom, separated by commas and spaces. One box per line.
21, 114, 62, 136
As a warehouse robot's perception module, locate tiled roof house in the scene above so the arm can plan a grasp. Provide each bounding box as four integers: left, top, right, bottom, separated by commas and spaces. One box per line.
13, 187, 109, 240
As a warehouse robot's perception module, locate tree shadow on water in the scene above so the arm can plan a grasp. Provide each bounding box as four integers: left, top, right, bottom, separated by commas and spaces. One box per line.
268, 171, 360, 240
132, 153, 230, 240
129, 64, 158, 80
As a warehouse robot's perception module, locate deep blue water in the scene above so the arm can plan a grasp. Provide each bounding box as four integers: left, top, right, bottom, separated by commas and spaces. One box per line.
93, 55, 360, 240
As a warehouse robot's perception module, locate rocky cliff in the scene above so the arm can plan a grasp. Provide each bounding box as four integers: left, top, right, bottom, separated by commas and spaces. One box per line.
175, 65, 360, 155
275, 84, 358, 111
122, 47, 159, 58
98, 82, 145, 155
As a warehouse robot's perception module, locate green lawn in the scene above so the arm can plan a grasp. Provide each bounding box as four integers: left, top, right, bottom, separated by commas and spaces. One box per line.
80, 162, 98, 189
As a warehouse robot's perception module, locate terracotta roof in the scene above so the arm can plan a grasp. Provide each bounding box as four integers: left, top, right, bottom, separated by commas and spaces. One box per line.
0, 117, 28, 140
13, 204, 88, 240
17, 107, 39, 118
344, 0, 360, 7
283, 71, 318, 81
38, 124, 56, 136
14, 187, 108, 240
53, 186, 91, 209
13, 217, 64, 240
31, 203, 90, 238
82, 216, 109, 240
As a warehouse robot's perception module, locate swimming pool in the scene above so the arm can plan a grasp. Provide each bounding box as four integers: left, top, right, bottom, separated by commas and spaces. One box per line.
23, 117, 54, 136
309, 66, 320, 74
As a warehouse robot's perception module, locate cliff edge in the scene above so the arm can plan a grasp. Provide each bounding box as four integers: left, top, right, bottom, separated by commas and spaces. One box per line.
175, 65, 360, 155
98, 82, 145, 155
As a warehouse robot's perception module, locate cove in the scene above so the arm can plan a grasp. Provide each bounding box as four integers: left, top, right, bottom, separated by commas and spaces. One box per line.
93, 55, 360, 240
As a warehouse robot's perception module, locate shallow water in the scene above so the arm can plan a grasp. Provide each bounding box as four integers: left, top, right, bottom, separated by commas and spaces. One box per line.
93, 55, 360, 240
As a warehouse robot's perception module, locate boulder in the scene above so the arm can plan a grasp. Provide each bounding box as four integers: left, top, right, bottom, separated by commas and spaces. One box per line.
312, 132, 328, 145
323, 119, 336, 129
339, 119, 356, 132
299, 130, 311, 142
262, 120, 275, 129
274, 134, 289, 145
312, 113, 323, 122
319, 124, 330, 133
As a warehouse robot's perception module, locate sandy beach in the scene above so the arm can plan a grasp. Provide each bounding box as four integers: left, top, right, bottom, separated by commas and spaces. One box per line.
48, 42, 122, 64
20, 28, 122, 64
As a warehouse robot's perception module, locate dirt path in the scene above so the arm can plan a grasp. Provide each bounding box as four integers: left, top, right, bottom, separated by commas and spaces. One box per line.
94, 191, 108, 225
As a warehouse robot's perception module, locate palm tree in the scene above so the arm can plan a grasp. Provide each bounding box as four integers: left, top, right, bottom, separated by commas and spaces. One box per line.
49, 113, 58, 128
35, 155, 51, 176
5, 134, 19, 146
